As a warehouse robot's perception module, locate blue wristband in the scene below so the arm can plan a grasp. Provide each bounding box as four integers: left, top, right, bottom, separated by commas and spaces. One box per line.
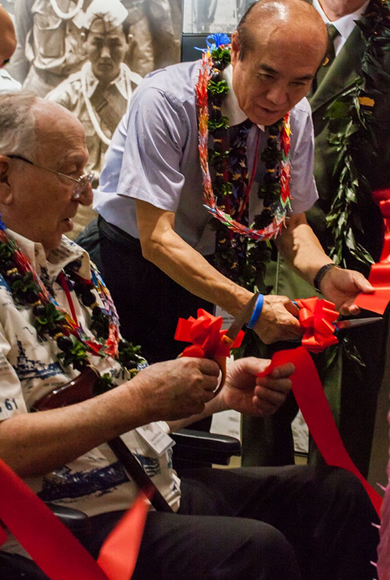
247, 294, 264, 329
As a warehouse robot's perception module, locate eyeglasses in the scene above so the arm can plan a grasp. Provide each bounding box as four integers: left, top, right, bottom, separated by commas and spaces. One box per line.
6, 155, 94, 200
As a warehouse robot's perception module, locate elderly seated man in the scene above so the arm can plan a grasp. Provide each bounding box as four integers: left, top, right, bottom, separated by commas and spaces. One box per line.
0, 92, 379, 580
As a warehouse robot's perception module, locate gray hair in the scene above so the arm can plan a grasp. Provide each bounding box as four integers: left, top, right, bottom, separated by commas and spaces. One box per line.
0, 92, 37, 159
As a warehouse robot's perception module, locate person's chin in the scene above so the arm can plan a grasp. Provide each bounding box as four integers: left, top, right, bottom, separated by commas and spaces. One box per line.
94, 65, 117, 83
253, 106, 285, 126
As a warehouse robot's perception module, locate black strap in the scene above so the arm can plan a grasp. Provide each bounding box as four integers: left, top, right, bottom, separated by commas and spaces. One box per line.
108, 437, 174, 513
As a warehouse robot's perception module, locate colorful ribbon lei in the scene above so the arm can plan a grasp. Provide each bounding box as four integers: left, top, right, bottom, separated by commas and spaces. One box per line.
196, 34, 292, 241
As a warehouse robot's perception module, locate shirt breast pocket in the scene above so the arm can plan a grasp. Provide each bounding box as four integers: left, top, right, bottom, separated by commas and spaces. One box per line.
33, 13, 65, 59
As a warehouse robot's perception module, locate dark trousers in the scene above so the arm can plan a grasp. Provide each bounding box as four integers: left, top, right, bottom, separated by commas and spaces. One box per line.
83, 465, 379, 580
97, 218, 214, 364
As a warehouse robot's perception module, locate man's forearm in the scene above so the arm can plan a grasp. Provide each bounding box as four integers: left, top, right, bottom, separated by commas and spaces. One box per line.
276, 213, 332, 286
0, 380, 151, 478
137, 201, 253, 316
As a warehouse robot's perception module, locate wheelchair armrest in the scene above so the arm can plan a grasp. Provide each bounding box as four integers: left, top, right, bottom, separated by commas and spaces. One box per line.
45, 503, 91, 535
171, 428, 241, 466
0, 505, 91, 580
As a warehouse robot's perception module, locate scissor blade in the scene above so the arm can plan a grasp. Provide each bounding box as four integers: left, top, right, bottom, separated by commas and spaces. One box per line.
225, 293, 259, 342
333, 317, 383, 331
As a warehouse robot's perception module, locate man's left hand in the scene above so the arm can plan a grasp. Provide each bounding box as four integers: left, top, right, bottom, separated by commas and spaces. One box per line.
319, 266, 374, 316
220, 357, 294, 417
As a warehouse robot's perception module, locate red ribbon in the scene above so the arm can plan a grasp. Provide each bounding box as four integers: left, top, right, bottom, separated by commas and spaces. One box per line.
295, 297, 339, 353
174, 309, 244, 357
355, 188, 390, 313
97, 492, 151, 580
0, 457, 109, 580
0, 459, 150, 580
259, 347, 383, 516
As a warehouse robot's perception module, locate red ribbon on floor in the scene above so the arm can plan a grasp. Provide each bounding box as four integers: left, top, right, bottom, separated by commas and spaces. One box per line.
0, 456, 150, 580
355, 188, 390, 313
295, 297, 339, 352
174, 308, 244, 357
259, 347, 383, 516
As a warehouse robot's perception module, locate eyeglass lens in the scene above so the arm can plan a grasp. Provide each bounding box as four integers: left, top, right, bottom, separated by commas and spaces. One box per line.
72, 174, 94, 199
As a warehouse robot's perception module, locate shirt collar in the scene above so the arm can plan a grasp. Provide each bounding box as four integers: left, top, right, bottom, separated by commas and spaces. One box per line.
84, 61, 132, 100
5, 229, 91, 283
313, 0, 370, 40
222, 64, 264, 131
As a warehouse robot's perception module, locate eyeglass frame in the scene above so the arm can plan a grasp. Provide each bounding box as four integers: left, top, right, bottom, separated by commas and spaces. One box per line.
5, 154, 94, 200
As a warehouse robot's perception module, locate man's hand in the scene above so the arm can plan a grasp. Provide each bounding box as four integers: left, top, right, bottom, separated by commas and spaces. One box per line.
220, 357, 294, 417
127, 357, 220, 423
319, 266, 374, 316
253, 295, 303, 344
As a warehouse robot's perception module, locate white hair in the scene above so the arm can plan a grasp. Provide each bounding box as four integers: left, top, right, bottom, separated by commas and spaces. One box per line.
0, 91, 37, 159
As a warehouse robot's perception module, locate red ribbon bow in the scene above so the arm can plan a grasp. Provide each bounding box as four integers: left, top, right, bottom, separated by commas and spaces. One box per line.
174, 309, 244, 358
295, 297, 339, 353
354, 188, 390, 314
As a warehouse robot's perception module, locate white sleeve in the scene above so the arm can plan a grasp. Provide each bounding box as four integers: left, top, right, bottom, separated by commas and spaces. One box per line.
289, 99, 319, 214
0, 324, 27, 421
116, 86, 190, 213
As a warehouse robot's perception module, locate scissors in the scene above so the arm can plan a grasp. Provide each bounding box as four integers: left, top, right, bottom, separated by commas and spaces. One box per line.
331, 317, 383, 333
289, 305, 383, 350
212, 293, 260, 393
291, 299, 383, 334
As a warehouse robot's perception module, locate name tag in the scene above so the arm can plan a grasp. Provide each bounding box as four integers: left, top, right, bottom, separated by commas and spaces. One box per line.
136, 424, 175, 457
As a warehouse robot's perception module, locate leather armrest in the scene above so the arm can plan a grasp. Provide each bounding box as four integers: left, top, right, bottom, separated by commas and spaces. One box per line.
45, 503, 91, 535
171, 428, 241, 466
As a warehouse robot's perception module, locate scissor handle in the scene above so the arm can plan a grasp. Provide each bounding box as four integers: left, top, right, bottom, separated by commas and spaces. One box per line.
177, 334, 234, 396
212, 334, 235, 394
212, 355, 226, 395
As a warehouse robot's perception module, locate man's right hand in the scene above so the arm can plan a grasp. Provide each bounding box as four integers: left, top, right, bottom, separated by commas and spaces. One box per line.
127, 357, 221, 423
253, 295, 303, 344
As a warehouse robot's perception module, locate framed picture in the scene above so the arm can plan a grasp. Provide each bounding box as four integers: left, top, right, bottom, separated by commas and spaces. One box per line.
182, 0, 253, 33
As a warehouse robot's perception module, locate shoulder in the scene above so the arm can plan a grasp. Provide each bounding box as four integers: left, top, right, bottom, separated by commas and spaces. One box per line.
290, 97, 312, 127
46, 71, 82, 103
131, 60, 201, 112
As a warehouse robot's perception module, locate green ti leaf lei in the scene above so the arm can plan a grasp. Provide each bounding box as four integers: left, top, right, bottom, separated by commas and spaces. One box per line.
325, 0, 390, 268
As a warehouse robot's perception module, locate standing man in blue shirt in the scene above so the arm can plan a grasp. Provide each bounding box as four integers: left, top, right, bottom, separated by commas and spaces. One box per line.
91, 0, 374, 366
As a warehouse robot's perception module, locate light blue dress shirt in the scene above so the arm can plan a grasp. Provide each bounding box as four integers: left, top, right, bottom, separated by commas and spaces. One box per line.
94, 60, 318, 256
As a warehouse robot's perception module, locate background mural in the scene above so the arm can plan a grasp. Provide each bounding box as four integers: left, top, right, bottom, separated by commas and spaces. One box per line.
5, 0, 246, 236
182, 0, 251, 33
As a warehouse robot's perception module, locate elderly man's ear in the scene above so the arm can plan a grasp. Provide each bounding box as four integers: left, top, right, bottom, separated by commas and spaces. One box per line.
230, 31, 241, 66
0, 156, 14, 204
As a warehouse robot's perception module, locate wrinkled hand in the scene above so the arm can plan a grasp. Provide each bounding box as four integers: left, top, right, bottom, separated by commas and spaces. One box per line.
128, 357, 220, 422
220, 357, 294, 417
253, 295, 303, 344
320, 266, 374, 316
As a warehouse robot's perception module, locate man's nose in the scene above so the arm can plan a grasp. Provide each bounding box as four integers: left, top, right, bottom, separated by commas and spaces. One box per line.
100, 44, 111, 59
266, 83, 288, 106
77, 182, 94, 206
